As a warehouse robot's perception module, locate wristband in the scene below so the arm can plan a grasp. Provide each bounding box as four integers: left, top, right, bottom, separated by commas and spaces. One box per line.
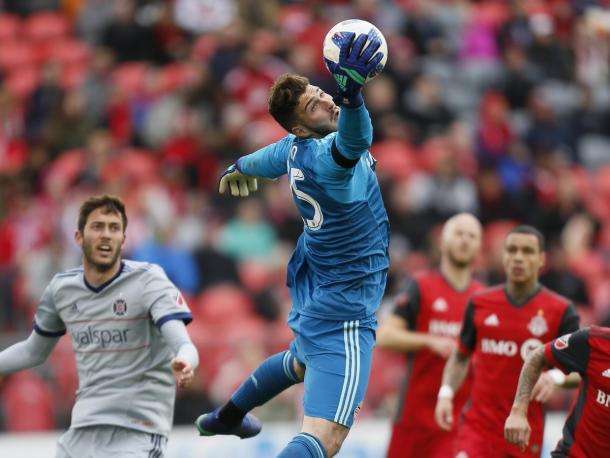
438, 385, 454, 400
548, 368, 566, 386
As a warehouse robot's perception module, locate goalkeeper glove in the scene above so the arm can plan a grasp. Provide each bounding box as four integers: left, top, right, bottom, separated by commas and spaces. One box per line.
218, 163, 258, 197
325, 31, 384, 106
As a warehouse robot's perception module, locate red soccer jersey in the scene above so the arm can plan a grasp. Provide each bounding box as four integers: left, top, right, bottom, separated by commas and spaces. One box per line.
387, 271, 484, 457
458, 285, 580, 457
545, 326, 610, 458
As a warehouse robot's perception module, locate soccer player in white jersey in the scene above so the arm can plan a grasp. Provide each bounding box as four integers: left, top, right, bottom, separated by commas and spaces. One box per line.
0, 195, 198, 458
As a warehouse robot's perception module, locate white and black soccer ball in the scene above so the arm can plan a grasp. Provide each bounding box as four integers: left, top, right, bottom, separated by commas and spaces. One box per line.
322, 19, 388, 83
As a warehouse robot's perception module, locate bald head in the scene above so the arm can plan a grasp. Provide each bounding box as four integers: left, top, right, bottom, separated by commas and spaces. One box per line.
440, 213, 482, 268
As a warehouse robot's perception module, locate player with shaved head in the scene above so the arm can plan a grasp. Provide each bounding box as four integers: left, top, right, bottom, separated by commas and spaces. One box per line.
378, 213, 484, 457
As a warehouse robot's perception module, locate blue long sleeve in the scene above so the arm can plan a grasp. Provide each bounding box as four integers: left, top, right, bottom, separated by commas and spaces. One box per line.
237, 135, 293, 178
334, 104, 373, 161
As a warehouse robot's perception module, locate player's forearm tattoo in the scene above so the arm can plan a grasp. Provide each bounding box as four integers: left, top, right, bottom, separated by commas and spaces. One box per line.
514, 346, 547, 405
442, 350, 470, 391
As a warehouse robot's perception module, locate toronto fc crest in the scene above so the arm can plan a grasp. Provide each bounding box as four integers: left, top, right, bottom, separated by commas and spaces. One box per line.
527, 311, 548, 337
112, 298, 128, 316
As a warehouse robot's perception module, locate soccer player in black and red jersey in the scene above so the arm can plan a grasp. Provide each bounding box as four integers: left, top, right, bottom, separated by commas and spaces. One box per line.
435, 225, 580, 458
377, 213, 484, 458
506, 326, 610, 457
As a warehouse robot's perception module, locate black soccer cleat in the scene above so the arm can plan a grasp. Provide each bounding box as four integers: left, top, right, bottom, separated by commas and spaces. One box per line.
195, 408, 262, 439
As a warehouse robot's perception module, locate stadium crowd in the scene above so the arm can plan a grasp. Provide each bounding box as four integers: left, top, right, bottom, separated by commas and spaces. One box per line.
0, 0, 609, 434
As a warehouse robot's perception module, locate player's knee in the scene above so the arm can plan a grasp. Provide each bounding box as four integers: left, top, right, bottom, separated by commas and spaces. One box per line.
302, 417, 349, 457
319, 428, 348, 457
324, 431, 347, 457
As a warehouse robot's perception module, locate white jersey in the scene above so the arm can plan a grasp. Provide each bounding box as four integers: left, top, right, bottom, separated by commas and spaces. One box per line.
34, 259, 193, 436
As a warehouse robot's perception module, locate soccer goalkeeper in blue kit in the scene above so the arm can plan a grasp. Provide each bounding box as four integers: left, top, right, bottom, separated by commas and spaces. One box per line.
196, 31, 388, 458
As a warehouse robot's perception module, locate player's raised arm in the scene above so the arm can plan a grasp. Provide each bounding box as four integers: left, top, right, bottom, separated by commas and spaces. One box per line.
0, 331, 60, 374
327, 32, 384, 160
218, 136, 293, 197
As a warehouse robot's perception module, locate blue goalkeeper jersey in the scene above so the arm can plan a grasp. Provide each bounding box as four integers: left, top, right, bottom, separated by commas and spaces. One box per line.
237, 103, 389, 321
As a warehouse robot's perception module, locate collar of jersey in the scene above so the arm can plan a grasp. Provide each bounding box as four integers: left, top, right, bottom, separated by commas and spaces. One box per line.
83, 261, 125, 293
503, 283, 542, 308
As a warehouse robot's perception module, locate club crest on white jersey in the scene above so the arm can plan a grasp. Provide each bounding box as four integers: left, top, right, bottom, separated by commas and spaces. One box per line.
112, 297, 128, 316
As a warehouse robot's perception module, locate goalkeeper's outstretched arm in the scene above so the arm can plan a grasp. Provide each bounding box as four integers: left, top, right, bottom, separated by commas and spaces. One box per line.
0, 331, 59, 374
218, 136, 292, 197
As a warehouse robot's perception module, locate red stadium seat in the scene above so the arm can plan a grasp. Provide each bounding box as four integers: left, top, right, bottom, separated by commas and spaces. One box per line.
4, 65, 40, 100
371, 140, 419, 181
2, 371, 56, 431
100, 148, 158, 185
61, 62, 89, 89
159, 62, 199, 92
267, 319, 295, 354
0, 14, 21, 42
483, 220, 518, 254
0, 41, 37, 72
41, 39, 91, 67
238, 260, 274, 293
42, 148, 87, 194
23, 11, 71, 43
418, 136, 452, 173
187, 317, 266, 382
194, 284, 256, 325
111, 62, 149, 94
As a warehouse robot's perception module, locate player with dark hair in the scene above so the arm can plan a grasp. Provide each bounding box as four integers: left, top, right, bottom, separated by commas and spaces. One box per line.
505, 326, 609, 457
378, 213, 484, 457
0, 195, 198, 457
195, 32, 387, 458
435, 225, 580, 458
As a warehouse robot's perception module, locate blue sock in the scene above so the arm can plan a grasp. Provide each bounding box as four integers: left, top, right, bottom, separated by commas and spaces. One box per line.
277, 433, 327, 458
230, 350, 301, 413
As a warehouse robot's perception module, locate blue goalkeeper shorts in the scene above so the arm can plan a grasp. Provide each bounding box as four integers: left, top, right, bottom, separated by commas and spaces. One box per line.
288, 312, 377, 428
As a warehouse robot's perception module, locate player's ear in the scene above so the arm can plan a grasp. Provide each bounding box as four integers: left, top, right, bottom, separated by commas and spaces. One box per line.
74, 229, 83, 247
291, 124, 310, 138
539, 251, 546, 268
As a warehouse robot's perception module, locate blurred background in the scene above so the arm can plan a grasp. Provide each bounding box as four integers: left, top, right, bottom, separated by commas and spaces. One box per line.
0, 0, 609, 455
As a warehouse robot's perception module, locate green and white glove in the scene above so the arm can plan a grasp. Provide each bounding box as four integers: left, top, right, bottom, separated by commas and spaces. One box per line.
218, 163, 258, 197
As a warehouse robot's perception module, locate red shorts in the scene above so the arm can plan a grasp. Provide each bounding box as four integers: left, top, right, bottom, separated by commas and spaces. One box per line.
386, 423, 457, 458
454, 422, 542, 458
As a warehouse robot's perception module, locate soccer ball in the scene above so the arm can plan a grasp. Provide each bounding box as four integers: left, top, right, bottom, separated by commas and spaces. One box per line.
323, 19, 388, 83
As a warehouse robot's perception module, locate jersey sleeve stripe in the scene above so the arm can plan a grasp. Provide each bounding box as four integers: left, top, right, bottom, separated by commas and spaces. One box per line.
458, 340, 473, 356
331, 139, 359, 168
155, 312, 193, 329
32, 320, 66, 337
544, 342, 567, 374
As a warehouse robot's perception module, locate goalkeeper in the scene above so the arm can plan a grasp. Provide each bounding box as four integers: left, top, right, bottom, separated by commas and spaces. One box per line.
196, 32, 388, 458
